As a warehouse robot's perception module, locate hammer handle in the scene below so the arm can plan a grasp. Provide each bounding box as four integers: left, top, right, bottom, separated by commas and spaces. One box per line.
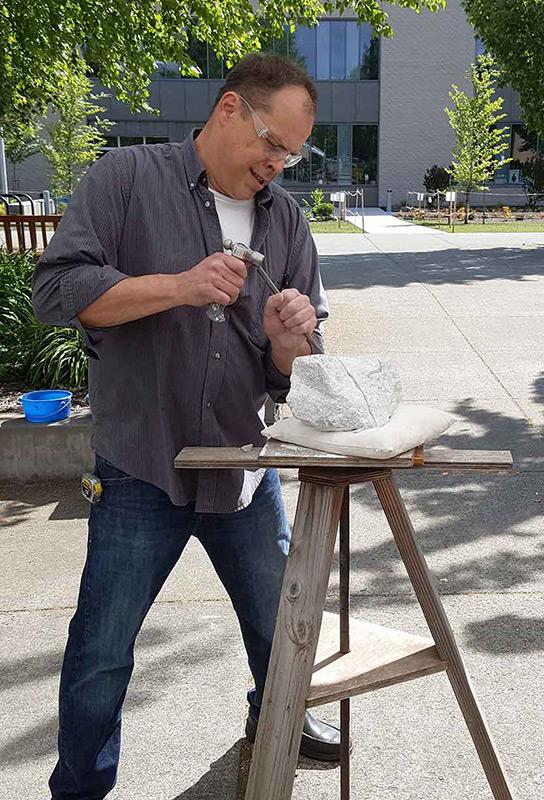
254, 265, 319, 352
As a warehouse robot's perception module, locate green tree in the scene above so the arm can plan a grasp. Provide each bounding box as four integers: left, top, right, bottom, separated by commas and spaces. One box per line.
40, 66, 112, 200
445, 55, 511, 223
0, 0, 445, 132
521, 156, 544, 210
3, 126, 41, 189
463, 0, 544, 136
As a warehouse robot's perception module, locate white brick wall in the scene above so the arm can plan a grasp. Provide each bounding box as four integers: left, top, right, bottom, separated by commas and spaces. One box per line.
378, 0, 475, 208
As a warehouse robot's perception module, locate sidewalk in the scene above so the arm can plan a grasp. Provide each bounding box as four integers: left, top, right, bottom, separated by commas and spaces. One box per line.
347, 206, 445, 236
1, 228, 543, 799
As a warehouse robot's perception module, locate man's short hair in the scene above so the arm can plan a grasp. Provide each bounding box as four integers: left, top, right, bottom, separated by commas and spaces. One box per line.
213, 52, 317, 116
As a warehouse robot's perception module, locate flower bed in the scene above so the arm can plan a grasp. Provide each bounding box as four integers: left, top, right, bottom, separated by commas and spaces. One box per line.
397, 207, 544, 224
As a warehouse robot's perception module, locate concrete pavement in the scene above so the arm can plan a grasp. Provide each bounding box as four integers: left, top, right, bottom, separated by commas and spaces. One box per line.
1, 226, 543, 799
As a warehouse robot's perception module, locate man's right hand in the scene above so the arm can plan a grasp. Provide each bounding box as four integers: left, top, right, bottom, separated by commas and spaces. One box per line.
77, 253, 248, 329
178, 253, 248, 307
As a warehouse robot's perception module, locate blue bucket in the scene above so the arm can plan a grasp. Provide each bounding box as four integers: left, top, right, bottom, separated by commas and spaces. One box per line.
19, 390, 72, 423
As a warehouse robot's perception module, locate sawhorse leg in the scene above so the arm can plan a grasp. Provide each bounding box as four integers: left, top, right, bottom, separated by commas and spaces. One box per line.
244, 476, 346, 800
374, 473, 514, 800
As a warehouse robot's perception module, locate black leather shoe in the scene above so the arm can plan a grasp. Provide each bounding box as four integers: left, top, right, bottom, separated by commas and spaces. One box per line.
245, 710, 351, 762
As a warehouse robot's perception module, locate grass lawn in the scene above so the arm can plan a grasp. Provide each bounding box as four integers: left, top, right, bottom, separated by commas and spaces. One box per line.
309, 220, 361, 233
414, 220, 544, 233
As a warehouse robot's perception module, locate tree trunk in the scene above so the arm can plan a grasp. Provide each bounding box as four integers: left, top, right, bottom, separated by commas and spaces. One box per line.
464, 191, 470, 224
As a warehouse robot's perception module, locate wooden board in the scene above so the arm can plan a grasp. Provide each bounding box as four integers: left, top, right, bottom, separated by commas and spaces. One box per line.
422, 447, 513, 470
307, 611, 446, 707
174, 442, 414, 469
174, 441, 513, 471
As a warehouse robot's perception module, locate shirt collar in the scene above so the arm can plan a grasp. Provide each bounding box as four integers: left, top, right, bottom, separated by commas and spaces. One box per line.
182, 129, 273, 208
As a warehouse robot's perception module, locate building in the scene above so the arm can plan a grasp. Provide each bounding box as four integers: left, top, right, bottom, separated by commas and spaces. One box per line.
9, 0, 542, 208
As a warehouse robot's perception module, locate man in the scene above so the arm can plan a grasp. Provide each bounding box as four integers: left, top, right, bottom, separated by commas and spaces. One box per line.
33, 52, 337, 800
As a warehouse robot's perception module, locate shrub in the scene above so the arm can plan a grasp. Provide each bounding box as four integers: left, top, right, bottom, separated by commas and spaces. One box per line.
456, 206, 466, 221
423, 164, 451, 193
313, 202, 335, 220
302, 188, 325, 217
502, 205, 511, 219
0, 249, 87, 387
413, 208, 426, 220
309, 188, 325, 206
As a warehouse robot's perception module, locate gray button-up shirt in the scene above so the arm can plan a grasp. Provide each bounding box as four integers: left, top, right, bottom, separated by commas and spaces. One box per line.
32, 132, 328, 512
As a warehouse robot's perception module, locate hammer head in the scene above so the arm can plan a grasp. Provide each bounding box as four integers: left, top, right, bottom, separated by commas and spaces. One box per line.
223, 239, 265, 269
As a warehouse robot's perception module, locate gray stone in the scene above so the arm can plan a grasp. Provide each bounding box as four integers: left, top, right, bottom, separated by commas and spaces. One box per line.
287, 354, 402, 432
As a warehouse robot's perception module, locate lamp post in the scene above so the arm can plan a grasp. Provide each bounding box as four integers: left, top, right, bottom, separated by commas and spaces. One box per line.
0, 136, 8, 193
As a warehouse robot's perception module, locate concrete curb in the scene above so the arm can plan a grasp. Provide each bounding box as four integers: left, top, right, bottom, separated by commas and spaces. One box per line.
0, 410, 93, 481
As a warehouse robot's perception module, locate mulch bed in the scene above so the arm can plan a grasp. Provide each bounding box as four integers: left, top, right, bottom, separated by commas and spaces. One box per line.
0, 383, 89, 414
397, 210, 544, 223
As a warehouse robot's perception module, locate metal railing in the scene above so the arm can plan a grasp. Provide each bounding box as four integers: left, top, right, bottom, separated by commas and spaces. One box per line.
0, 190, 54, 215
287, 188, 367, 232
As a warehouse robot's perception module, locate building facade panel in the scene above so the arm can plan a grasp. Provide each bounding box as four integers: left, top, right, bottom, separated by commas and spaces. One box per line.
159, 81, 187, 119
378, 0, 475, 207
314, 83, 333, 122
330, 82, 357, 122
355, 83, 379, 123
184, 81, 212, 122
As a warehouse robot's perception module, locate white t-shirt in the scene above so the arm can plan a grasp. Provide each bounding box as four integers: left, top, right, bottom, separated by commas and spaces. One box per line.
209, 188, 255, 250
210, 188, 265, 422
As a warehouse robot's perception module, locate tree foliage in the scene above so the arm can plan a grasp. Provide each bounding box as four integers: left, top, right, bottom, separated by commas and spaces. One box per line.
40, 66, 112, 199
2, 124, 41, 189
3, 127, 41, 166
423, 164, 450, 193
463, 0, 544, 137
0, 0, 445, 132
445, 55, 511, 222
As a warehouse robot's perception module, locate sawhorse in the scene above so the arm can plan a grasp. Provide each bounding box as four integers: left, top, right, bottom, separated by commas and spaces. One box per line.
175, 442, 515, 799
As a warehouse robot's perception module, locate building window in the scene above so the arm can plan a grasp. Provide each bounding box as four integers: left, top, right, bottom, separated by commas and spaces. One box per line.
511, 124, 542, 162
154, 21, 379, 81
99, 136, 170, 156
295, 21, 379, 80
493, 124, 542, 183
352, 125, 378, 184
119, 136, 145, 147
281, 123, 377, 185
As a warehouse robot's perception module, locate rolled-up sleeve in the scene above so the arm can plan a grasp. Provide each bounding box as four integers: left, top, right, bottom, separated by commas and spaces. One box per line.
32, 150, 131, 356
264, 206, 329, 401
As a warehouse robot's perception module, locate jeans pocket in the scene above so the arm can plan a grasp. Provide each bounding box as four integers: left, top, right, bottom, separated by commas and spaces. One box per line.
94, 454, 137, 484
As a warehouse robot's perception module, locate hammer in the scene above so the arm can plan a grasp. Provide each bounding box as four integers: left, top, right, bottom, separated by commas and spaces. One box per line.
222, 239, 319, 351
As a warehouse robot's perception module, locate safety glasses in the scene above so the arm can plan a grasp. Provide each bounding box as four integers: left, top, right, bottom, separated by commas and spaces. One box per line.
238, 94, 304, 168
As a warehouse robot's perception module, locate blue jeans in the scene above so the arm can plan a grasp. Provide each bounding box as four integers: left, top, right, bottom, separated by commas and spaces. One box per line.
49, 457, 291, 800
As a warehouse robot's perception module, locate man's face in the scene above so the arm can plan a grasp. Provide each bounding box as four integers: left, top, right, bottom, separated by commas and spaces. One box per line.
216, 86, 314, 200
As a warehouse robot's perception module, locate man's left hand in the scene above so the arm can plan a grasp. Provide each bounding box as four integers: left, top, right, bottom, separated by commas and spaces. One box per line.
264, 288, 317, 349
